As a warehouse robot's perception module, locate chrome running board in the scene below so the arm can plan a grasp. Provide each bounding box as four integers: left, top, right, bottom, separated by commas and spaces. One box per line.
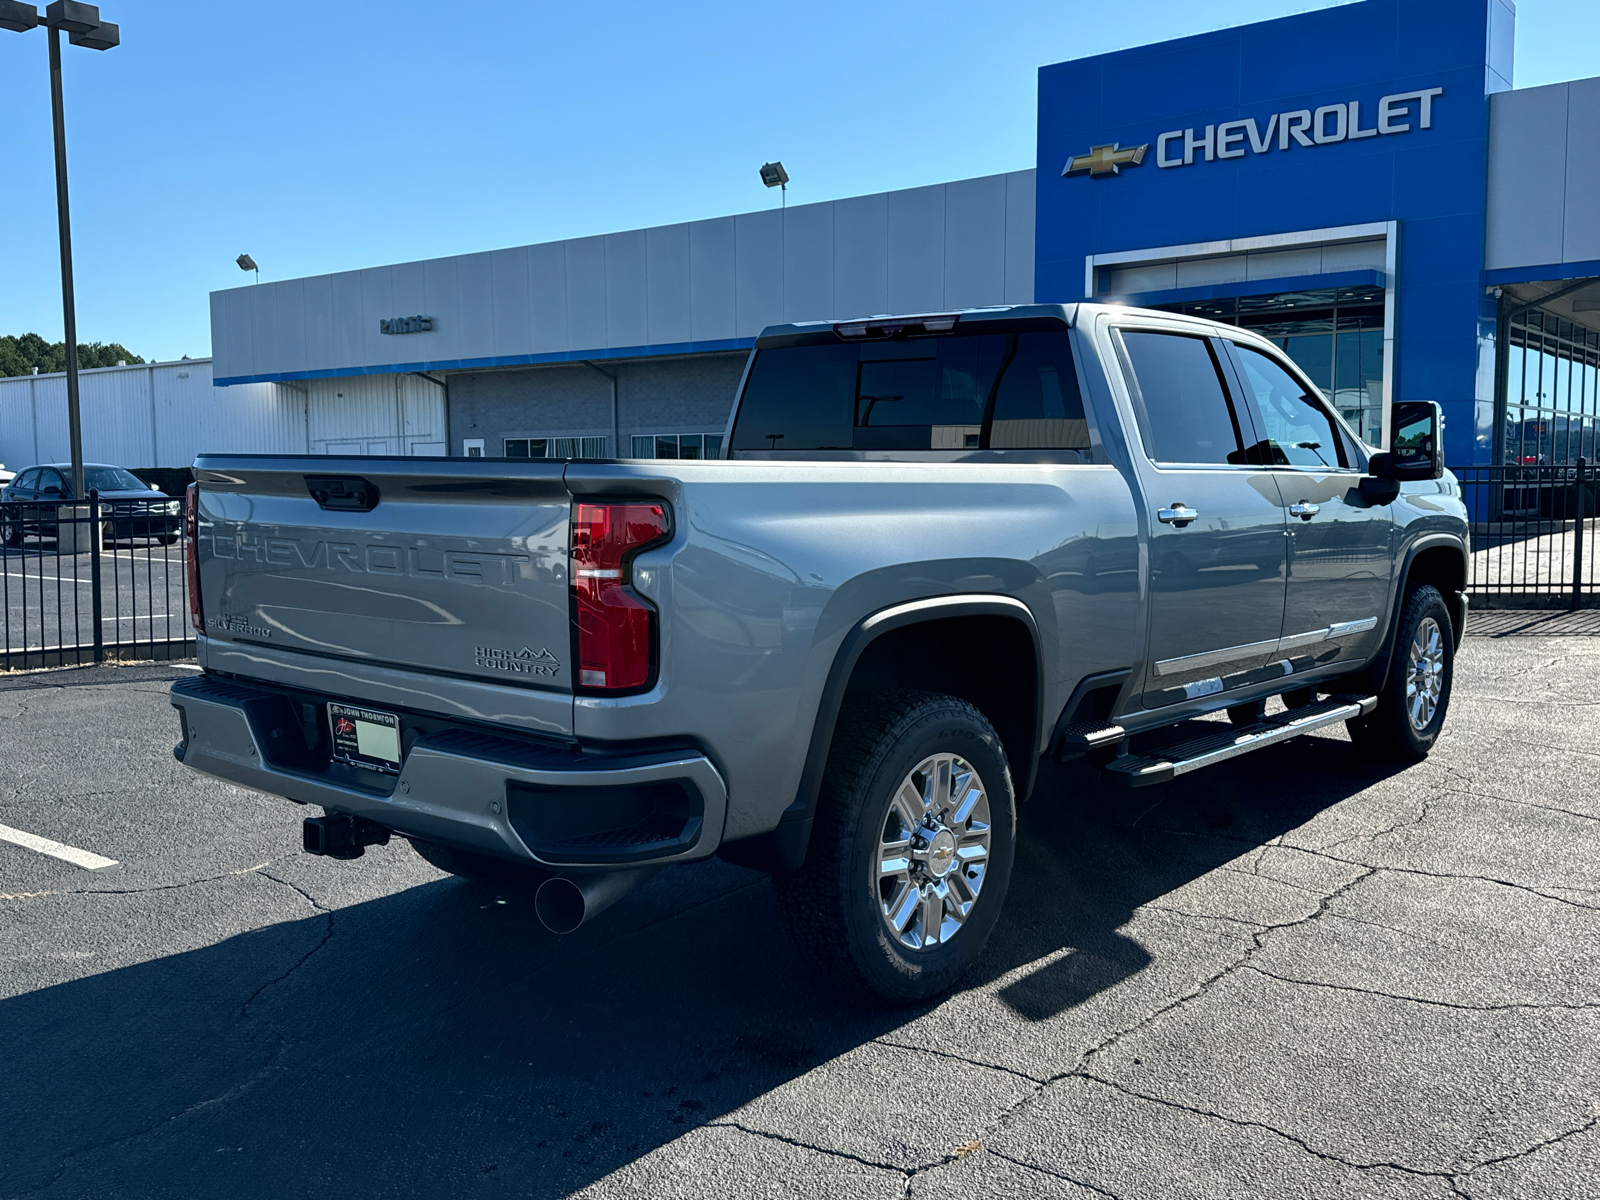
1103, 694, 1378, 789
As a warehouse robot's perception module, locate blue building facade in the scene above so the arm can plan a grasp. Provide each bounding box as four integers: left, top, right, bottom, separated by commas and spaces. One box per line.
1035, 0, 1512, 464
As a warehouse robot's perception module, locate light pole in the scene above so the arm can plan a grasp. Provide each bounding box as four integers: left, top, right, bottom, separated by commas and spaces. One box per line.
0, 0, 119, 501
236, 253, 259, 283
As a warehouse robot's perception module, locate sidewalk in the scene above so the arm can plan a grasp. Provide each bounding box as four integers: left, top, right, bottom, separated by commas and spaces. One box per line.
1467, 607, 1600, 637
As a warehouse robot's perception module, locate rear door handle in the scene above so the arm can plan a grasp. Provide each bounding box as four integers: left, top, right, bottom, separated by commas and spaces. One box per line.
1289, 502, 1321, 520
1157, 504, 1199, 527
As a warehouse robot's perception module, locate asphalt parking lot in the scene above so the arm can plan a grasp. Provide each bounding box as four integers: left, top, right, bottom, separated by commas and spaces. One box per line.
2, 616, 1597, 1199
1, 540, 190, 658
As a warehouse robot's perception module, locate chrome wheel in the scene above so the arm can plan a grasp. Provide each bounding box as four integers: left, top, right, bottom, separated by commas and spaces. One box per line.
1406, 616, 1445, 732
876, 752, 991, 951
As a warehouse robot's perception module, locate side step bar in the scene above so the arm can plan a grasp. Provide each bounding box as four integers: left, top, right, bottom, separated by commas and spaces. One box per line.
1103, 695, 1377, 788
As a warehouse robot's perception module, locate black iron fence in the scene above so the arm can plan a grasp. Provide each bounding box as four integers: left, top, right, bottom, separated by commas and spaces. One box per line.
1454, 460, 1597, 609
2, 466, 1595, 668
1, 493, 192, 670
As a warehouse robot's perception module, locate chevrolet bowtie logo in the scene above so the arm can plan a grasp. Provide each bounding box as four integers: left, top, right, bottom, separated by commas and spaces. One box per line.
1064, 142, 1149, 178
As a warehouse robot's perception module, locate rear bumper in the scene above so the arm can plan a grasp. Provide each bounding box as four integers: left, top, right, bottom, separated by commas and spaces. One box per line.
170, 675, 727, 869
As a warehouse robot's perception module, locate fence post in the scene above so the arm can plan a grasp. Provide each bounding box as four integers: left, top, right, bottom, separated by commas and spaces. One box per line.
89, 488, 103, 663
1574, 458, 1587, 613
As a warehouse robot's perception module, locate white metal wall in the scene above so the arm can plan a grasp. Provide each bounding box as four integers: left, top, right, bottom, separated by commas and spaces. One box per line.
0, 360, 441, 469
150, 361, 308, 463
306, 374, 446, 456
210, 169, 1038, 384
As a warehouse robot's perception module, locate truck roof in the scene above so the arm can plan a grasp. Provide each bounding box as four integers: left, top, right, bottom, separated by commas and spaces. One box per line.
753, 301, 1277, 351
754, 304, 1078, 350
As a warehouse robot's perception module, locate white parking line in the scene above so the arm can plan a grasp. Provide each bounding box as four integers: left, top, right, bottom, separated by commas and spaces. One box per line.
2, 572, 95, 585
0, 823, 118, 870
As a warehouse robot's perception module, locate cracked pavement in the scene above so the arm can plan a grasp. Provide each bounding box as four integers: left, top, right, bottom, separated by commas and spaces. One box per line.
2, 629, 1598, 1199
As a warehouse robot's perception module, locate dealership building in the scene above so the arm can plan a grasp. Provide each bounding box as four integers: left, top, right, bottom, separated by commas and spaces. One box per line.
192, 0, 1600, 470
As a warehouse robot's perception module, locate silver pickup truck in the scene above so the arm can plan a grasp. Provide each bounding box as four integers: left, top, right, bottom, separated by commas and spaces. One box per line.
170, 302, 1467, 1003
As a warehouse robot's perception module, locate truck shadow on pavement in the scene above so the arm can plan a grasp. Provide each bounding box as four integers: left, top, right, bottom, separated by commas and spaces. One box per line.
2, 728, 1405, 1199
988, 733, 1408, 1020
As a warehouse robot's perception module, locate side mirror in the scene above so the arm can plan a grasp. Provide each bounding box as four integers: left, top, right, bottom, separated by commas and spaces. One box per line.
1360, 402, 1444, 500
42, 485, 64, 497
1387, 400, 1445, 481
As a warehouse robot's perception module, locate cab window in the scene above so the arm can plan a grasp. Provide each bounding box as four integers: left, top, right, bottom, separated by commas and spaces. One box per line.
1230, 345, 1347, 470
1118, 331, 1246, 466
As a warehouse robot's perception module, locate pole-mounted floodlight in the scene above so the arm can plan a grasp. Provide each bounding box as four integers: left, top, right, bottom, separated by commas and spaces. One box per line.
0, 2, 40, 31
759, 161, 789, 209
237, 253, 259, 283
0, 0, 119, 503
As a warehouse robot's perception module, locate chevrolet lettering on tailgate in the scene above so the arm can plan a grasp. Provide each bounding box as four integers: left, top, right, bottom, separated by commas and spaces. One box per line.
210, 527, 532, 585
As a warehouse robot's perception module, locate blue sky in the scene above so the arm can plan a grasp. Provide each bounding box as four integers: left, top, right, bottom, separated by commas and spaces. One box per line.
0, 0, 1595, 362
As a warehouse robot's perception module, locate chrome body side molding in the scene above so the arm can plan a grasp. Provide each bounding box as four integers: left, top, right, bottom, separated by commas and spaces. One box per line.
1153, 617, 1378, 676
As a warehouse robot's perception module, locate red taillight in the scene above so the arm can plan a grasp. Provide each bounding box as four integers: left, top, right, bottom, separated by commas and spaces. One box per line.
185, 484, 202, 632
571, 501, 669, 692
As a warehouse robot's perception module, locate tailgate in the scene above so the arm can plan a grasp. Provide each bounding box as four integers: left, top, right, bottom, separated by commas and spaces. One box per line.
194, 459, 573, 692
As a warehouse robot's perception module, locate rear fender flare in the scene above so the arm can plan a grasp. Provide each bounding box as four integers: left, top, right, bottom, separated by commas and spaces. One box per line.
721, 594, 1042, 873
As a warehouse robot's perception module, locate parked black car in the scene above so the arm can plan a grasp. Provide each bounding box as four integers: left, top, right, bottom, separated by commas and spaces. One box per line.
1, 463, 182, 547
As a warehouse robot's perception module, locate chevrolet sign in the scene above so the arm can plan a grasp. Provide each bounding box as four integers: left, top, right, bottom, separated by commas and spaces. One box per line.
1156, 87, 1443, 169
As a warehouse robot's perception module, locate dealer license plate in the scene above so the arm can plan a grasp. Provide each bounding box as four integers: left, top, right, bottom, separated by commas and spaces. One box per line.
328, 703, 402, 773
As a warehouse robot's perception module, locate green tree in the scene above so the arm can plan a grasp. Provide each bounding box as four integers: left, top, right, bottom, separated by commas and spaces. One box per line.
0, 333, 144, 377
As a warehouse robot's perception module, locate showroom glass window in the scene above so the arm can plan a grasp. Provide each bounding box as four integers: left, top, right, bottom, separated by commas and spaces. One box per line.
1503, 311, 1600, 467
630, 433, 724, 459
504, 437, 609, 459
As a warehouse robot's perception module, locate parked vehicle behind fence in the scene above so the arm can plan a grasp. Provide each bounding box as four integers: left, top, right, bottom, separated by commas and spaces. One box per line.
1, 463, 181, 547
169, 302, 1469, 1003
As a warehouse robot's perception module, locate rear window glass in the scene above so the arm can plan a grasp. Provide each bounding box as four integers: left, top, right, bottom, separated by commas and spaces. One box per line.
989, 333, 1089, 449
730, 330, 1087, 453
731, 343, 857, 451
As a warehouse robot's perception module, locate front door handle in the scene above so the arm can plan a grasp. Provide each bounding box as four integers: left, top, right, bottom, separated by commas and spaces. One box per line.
1289, 501, 1321, 520
1157, 503, 1199, 527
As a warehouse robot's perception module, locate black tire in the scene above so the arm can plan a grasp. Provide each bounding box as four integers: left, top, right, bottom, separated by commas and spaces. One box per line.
158, 532, 179, 545
2, 520, 19, 548
1347, 584, 1455, 760
410, 838, 553, 891
1227, 700, 1266, 726
772, 689, 1017, 1005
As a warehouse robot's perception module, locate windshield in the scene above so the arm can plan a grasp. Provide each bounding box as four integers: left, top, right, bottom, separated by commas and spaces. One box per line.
82, 467, 151, 493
